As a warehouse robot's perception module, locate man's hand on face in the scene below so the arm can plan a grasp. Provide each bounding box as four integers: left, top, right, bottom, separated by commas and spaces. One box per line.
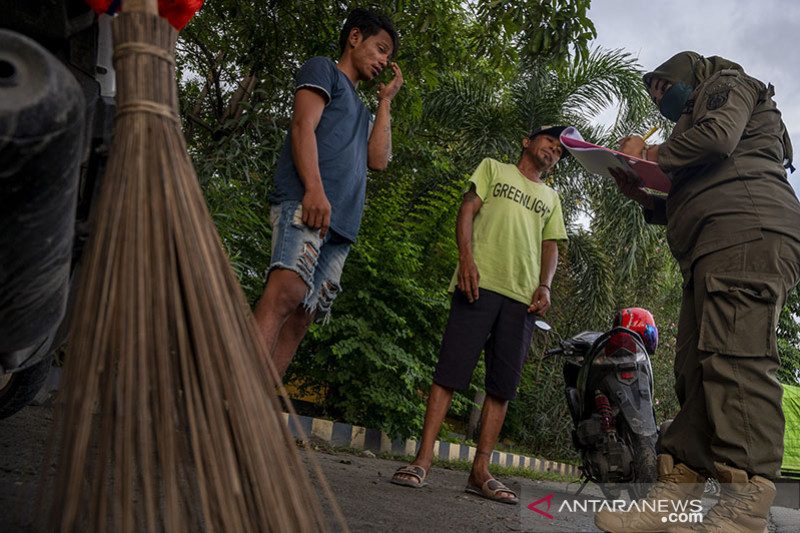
302, 186, 331, 238
528, 286, 551, 315
457, 257, 480, 303
377, 62, 404, 102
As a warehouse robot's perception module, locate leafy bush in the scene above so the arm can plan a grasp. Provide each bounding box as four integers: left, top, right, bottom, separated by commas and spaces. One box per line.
285, 175, 461, 437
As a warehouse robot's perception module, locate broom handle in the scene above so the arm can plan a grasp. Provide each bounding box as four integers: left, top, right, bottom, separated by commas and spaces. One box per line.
124, 0, 158, 15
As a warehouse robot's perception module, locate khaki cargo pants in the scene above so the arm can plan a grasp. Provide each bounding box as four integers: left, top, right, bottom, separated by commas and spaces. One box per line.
661, 231, 800, 478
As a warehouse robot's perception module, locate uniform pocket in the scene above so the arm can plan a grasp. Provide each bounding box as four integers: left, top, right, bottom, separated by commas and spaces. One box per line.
698, 272, 781, 357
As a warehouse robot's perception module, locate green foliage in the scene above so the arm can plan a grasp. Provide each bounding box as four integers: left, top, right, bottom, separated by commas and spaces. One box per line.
503, 346, 578, 462
196, 107, 284, 300
286, 176, 460, 437
177, 1, 800, 458
178, 1, 603, 440
646, 268, 682, 424
472, 0, 596, 67
779, 288, 800, 385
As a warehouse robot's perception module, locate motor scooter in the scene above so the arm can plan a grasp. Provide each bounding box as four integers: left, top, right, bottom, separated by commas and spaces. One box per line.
536, 318, 658, 500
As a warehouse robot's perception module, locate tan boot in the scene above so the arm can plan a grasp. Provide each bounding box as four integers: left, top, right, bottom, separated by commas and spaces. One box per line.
668, 462, 774, 533
594, 454, 706, 532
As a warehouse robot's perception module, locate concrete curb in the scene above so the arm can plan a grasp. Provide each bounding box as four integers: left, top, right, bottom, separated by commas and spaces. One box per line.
282, 412, 581, 478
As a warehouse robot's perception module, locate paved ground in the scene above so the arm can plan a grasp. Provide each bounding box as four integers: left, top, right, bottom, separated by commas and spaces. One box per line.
2, 401, 799, 532
308, 450, 603, 532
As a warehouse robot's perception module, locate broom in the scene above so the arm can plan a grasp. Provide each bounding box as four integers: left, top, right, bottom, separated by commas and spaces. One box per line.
43, 0, 343, 530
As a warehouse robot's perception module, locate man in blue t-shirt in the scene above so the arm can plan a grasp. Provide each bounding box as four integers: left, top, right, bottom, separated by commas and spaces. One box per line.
254, 9, 403, 378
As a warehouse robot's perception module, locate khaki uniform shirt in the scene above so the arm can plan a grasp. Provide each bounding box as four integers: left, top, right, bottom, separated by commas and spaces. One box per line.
646, 69, 800, 275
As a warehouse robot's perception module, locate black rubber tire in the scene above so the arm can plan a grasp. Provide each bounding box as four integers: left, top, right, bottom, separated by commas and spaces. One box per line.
0, 353, 53, 419
656, 419, 673, 454
629, 433, 658, 500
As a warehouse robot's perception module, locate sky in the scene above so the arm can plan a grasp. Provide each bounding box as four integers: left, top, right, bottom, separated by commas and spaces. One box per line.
585, 0, 800, 193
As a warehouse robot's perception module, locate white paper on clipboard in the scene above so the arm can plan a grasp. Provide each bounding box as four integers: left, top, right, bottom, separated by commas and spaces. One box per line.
560, 127, 671, 193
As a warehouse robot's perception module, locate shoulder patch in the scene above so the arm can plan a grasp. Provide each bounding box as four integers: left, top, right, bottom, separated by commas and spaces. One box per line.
706, 81, 735, 110
707, 91, 729, 110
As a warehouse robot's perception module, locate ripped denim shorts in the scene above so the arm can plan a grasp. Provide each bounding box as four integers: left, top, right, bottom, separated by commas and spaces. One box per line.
268, 201, 351, 324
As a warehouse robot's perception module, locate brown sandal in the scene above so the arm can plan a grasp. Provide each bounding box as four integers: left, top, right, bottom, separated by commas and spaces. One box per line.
390, 464, 428, 488
465, 478, 519, 504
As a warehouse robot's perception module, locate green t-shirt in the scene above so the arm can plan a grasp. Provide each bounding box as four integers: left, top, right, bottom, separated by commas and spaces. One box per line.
449, 158, 568, 305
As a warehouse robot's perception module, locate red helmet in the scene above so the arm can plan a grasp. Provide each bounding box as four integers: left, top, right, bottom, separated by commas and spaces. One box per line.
613, 307, 658, 355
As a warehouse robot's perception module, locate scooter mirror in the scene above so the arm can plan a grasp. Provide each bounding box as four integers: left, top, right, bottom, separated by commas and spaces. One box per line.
533, 318, 552, 331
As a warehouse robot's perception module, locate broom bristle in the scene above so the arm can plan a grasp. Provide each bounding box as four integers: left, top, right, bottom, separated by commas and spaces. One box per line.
44, 11, 341, 532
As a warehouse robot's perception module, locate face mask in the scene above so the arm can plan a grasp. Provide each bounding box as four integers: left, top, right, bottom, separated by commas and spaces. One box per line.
658, 81, 693, 122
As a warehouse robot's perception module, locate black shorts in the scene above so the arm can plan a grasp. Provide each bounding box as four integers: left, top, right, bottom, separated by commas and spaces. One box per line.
433, 288, 537, 401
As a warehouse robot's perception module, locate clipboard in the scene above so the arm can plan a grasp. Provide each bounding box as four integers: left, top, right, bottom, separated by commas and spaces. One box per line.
560, 127, 671, 193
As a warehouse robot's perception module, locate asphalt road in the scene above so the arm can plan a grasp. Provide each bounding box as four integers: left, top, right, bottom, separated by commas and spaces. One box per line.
2, 401, 799, 532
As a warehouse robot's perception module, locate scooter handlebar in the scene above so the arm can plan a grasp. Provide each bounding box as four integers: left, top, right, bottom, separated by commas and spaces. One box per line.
545, 347, 564, 357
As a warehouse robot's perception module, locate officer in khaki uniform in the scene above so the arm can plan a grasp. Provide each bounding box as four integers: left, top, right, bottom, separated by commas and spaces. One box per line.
595, 51, 800, 533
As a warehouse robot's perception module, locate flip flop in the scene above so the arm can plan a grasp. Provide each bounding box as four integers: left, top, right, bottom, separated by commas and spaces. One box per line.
390, 464, 428, 488
465, 478, 519, 505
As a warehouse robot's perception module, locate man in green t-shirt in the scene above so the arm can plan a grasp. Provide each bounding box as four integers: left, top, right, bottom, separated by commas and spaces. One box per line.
391, 126, 569, 503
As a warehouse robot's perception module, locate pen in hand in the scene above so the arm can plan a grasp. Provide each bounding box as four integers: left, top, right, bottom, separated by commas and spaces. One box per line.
642, 125, 659, 142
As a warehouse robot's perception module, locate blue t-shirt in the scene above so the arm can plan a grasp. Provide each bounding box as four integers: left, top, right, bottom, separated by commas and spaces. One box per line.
270, 56, 372, 243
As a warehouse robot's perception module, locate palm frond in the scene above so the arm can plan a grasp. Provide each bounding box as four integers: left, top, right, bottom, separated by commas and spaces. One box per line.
562, 230, 615, 329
